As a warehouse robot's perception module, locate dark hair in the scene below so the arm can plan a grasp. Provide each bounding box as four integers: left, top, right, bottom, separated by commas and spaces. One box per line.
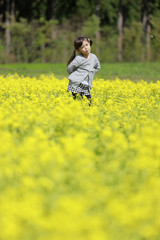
67, 36, 93, 66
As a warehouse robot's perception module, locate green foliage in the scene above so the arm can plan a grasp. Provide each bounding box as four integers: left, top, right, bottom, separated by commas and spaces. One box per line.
99, 34, 117, 62
123, 21, 144, 62
123, 0, 142, 25
7, 18, 59, 63
100, 0, 118, 25
0, 0, 160, 63
32, 0, 48, 19
81, 14, 100, 47
76, 0, 94, 18
150, 13, 160, 61
10, 18, 32, 62
33, 19, 58, 62
55, 0, 77, 22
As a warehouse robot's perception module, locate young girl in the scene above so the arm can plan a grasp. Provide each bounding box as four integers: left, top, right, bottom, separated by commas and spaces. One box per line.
67, 36, 100, 104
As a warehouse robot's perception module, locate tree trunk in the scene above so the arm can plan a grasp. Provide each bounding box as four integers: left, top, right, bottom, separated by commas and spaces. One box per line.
51, 0, 57, 20
11, 0, 15, 21
142, 6, 147, 61
146, 0, 151, 61
117, 0, 123, 62
142, 8, 147, 32
41, 43, 45, 63
146, 21, 151, 61
5, 0, 11, 57
95, 0, 100, 56
50, 0, 57, 40
142, 0, 151, 61
0, 0, 4, 23
0, 0, 4, 40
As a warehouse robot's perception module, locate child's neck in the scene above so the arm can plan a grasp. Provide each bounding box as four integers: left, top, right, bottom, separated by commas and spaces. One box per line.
82, 53, 91, 59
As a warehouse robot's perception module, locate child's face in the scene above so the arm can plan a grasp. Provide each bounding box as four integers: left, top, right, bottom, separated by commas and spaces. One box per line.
78, 39, 91, 57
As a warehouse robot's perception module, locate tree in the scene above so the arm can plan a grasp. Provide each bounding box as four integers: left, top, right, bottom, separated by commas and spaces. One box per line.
141, 0, 160, 61
123, 21, 143, 61
95, 0, 100, 56
142, 0, 152, 61
0, 0, 160, 63
117, 0, 123, 62
0, 0, 4, 24
5, 0, 11, 58
150, 11, 160, 61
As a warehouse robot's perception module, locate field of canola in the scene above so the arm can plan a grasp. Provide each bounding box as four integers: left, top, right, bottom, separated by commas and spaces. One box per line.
0, 74, 160, 240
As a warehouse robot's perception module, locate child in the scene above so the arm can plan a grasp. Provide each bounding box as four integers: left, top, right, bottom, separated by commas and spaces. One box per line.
67, 36, 100, 105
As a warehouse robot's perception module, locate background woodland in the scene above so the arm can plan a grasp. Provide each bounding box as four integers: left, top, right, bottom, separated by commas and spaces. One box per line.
0, 0, 160, 63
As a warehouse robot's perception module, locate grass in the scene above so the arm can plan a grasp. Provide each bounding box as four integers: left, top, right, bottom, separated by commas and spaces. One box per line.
0, 62, 160, 82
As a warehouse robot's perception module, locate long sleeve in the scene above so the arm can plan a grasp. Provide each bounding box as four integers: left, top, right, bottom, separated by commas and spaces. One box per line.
94, 56, 101, 73
67, 53, 100, 90
67, 57, 81, 74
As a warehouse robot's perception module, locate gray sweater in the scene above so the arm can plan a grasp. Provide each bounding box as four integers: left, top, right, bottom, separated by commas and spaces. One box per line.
67, 53, 100, 89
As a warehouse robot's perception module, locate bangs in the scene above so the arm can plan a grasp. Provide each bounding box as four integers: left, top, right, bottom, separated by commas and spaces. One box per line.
74, 36, 92, 49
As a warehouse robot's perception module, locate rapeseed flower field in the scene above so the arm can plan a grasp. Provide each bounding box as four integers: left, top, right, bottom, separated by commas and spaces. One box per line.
0, 74, 160, 240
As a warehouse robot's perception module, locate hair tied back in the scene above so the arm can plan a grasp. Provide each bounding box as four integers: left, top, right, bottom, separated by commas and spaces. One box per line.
87, 37, 92, 46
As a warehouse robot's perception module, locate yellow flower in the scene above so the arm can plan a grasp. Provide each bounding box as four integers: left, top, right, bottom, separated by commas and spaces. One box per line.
0, 74, 160, 240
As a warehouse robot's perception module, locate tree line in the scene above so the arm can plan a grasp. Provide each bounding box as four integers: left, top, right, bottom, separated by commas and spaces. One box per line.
0, 0, 160, 63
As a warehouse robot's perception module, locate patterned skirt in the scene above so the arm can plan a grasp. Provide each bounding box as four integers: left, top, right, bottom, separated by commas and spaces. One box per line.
67, 82, 90, 96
